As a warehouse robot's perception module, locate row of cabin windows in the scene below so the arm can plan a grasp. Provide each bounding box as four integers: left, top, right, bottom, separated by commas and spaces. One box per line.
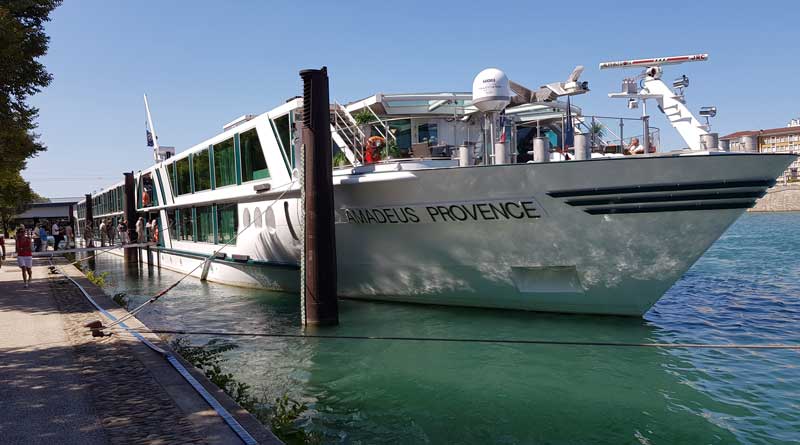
90, 186, 124, 216
168, 128, 269, 197
166, 205, 238, 245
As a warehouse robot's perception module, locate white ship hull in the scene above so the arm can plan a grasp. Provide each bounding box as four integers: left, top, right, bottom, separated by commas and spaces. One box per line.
117, 152, 794, 316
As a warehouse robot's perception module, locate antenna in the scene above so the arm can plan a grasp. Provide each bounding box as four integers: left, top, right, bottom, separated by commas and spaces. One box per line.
144, 94, 160, 162
599, 54, 708, 70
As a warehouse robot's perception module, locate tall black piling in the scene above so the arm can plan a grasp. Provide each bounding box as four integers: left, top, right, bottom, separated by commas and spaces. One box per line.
84, 193, 94, 247
123, 172, 139, 265
300, 67, 338, 326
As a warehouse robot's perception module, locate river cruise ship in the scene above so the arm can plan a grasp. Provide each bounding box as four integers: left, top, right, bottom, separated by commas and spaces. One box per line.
74, 55, 797, 316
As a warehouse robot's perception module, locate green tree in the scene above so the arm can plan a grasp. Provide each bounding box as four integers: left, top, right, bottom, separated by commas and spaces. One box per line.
0, 0, 62, 173
0, 171, 37, 234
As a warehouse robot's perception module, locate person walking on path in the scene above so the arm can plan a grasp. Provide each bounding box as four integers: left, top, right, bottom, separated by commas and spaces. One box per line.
38, 225, 48, 252
64, 224, 74, 249
0, 234, 5, 270
118, 219, 128, 244
52, 221, 62, 251
98, 219, 107, 247
136, 217, 145, 244
106, 218, 115, 245
15, 228, 33, 287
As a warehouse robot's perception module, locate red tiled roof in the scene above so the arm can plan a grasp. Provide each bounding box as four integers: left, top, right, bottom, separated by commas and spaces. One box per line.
720, 126, 800, 140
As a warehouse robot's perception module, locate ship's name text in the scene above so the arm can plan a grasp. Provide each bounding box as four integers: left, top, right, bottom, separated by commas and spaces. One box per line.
337, 200, 542, 225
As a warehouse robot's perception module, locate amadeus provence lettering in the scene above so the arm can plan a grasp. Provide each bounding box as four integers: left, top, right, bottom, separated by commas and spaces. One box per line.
337, 200, 542, 225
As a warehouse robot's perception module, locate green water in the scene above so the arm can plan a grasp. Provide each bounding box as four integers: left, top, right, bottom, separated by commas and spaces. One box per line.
89, 213, 800, 444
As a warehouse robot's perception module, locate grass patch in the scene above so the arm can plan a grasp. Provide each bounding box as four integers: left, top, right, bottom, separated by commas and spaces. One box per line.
171, 337, 322, 444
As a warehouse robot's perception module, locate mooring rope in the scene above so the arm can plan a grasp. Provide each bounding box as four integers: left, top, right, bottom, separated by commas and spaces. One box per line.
115, 328, 800, 351
101, 179, 297, 331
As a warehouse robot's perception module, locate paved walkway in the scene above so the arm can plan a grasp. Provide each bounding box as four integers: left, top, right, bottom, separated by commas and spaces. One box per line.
0, 240, 281, 445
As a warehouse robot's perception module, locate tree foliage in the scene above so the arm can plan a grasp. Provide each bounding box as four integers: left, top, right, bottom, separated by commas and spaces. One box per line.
0, 0, 61, 172
0, 170, 37, 232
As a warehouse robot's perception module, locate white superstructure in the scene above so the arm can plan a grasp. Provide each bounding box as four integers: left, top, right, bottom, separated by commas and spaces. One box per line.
74, 56, 797, 316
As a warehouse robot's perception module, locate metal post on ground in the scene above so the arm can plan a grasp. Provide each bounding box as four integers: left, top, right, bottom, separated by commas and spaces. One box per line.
84, 193, 94, 248
123, 172, 139, 265
299, 66, 339, 326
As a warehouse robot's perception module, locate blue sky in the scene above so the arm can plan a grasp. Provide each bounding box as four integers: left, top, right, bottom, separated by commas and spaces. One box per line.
24, 0, 800, 197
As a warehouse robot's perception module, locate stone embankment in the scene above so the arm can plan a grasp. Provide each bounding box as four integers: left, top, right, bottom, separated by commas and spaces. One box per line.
750, 183, 800, 212
0, 240, 281, 445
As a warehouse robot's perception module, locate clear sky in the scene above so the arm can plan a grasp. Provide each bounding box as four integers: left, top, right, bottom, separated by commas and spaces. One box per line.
23, 0, 800, 198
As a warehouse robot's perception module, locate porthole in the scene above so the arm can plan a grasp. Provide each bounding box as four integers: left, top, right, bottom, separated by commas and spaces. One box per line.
242, 208, 251, 229
254, 207, 263, 228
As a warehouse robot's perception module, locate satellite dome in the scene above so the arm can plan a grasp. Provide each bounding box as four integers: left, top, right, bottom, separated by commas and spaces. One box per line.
472, 68, 511, 112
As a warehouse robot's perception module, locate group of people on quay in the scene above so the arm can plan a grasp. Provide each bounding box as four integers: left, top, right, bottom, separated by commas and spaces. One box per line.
84, 216, 159, 247
3, 220, 75, 253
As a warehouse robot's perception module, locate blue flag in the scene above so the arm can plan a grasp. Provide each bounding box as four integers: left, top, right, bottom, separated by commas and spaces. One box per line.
146, 123, 154, 147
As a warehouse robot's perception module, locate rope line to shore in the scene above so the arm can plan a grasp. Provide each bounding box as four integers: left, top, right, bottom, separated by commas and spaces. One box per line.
129, 328, 800, 350
101, 180, 297, 331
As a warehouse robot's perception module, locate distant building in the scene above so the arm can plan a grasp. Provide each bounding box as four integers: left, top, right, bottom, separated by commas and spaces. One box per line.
720, 121, 800, 182
12, 197, 81, 228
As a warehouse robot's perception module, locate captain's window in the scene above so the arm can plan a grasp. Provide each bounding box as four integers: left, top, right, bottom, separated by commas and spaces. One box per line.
273, 114, 293, 167
193, 148, 211, 192
217, 206, 238, 245
214, 138, 236, 188
418, 123, 438, 144
175, 158, 191, 195
240, 128, 269, 181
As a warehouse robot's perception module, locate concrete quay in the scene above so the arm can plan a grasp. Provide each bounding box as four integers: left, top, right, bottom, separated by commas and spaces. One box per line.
0, 240, 282, 445
750, 183, 800, 212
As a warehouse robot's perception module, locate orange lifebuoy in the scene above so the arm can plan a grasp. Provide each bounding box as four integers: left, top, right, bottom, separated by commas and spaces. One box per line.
365, 136, 385, 163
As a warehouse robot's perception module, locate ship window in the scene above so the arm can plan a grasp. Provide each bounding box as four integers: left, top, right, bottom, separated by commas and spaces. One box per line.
175, 158, 191, 195
167, 163, 177, 196
273, 114, 293, 167
418, 123, 438, 144
196, 206, 214, 243
193, 149, 211, 192
240, 129, 269, 181
167, 210, 177, 241
389, 119, 412, 154
214, 138, 236, 187
179, 208, 193, 241
217, 206, 238, 245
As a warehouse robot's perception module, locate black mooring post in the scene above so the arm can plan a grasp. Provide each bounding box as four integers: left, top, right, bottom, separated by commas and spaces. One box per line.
300, 67, 338, 326
123, 172, 138, 264
84, 193, 94, 247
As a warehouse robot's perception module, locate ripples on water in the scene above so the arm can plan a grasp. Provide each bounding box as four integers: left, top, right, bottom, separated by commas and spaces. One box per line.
90, 213, 800, 444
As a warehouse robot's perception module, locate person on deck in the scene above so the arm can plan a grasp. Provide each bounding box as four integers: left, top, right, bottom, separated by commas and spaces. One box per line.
16, 228, 33, 288
626, 137, 645, 155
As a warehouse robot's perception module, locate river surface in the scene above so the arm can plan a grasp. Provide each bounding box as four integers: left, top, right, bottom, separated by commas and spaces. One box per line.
85, 212, 800, 444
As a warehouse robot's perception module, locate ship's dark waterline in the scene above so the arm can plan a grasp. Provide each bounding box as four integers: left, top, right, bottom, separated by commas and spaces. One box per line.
88, 212, 800, 444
